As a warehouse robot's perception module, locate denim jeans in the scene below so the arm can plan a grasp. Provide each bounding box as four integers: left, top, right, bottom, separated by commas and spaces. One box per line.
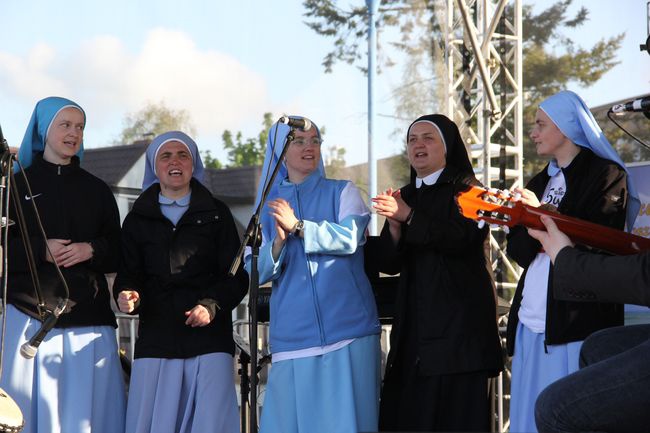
535, 324, 650, 433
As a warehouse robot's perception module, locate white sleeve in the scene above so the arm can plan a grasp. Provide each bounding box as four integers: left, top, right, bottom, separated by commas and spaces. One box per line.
339, 182, 370, 221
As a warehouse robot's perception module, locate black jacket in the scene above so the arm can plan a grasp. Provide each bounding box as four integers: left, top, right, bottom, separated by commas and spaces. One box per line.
377, 166, 504, 376
7, 153, 120, 328
114, 179, 248, 359
506, 148, 627, 355
553, 247, 650, 308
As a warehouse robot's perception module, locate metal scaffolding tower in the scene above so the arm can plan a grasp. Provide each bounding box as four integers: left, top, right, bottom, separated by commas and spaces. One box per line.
445, 0, 523, 189
444, 1, 524, 431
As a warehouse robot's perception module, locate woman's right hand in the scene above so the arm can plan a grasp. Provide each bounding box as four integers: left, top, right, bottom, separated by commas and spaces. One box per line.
511, 187, 541, 208
117, 290, 140, 313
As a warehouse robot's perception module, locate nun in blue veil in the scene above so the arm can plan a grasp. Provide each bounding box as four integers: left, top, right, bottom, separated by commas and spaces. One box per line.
114, 131, 247, 433
506, 90, 636, 433
247, 117, 381, 433
0, 96, 126, 433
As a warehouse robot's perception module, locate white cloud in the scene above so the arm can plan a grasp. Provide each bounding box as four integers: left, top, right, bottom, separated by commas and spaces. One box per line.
0, 28, 270, 147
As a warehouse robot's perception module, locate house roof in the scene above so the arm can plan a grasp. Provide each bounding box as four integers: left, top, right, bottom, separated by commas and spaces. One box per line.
81, 140, 149, 186
203, 165, 262, 204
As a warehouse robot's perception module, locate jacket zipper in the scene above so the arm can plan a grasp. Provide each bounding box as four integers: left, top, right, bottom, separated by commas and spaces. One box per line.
295, 185, 326, 345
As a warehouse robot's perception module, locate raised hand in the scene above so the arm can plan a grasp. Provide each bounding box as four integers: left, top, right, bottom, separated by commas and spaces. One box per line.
372, 188, 411, 222
268, 198, 299, 233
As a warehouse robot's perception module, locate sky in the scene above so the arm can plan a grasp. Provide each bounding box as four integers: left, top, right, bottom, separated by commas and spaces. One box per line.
0, 0, 649, 167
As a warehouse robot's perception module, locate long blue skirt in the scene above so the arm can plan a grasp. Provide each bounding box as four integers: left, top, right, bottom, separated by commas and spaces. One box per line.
126, 353, 239, 433
0, 305, 126, 433
510, 322, 582, 433
260, 334, 381, 433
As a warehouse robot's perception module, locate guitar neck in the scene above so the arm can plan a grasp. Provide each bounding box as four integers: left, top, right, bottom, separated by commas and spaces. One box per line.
519, 205, 650, 255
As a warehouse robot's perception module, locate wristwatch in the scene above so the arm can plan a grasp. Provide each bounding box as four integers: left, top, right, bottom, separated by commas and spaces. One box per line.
291, 220, 304, 237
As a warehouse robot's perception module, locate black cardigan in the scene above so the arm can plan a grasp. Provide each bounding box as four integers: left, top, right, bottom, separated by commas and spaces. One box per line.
506, 148, 627, 355
114, 179, 248, 359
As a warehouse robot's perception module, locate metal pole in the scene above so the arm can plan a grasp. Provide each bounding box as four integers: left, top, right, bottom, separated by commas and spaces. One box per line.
366, 0, 380, 235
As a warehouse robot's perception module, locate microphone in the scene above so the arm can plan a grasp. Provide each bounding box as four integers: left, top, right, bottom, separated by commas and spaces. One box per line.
20, 300, 67, 359
611, 96, 650, 114
278, 116, 312, 131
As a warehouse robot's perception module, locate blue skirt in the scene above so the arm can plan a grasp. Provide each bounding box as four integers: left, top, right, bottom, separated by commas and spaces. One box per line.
260, 334, 381, 433
126, 353, 239, 433
510, 322, 582, 433
0, 305, 126, 433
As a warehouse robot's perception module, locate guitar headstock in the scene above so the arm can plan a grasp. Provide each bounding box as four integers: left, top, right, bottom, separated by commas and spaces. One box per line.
455, 185, 524, 228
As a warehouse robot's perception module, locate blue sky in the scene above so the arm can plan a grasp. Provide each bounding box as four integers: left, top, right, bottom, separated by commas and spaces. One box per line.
0, 0, 648, 167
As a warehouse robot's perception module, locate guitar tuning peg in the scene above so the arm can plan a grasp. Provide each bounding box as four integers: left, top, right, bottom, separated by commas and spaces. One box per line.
488, 188, 499, 195
500, 190, 511, 198
477, 220, 486, 229
502, 226, 510, 234
489, 224, 500, 230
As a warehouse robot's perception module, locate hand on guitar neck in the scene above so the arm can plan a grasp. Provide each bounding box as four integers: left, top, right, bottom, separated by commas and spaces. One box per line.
455, 185, 650, 256
511, 186, 560, 214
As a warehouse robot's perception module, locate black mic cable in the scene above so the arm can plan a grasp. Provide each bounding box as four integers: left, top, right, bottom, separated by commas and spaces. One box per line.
607, 109, 650, 152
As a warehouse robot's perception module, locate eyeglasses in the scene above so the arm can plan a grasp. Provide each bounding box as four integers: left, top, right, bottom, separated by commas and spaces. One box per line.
291, 138, 322, 148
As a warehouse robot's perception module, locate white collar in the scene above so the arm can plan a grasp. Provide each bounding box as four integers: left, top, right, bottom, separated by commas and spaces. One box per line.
415, 168, 444, 188
158, 191, 191, 206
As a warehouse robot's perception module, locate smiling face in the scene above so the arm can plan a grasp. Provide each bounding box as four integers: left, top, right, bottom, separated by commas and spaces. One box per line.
155, 140, 193, 198
285, 128, 321, 184
407, 121, 446, 178
43, 107, 85, 165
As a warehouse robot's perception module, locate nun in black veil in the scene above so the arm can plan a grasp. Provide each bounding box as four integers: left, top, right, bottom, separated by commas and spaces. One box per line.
372, 114, 503, 432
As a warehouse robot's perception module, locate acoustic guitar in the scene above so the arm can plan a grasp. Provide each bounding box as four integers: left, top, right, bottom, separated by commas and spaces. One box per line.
455, 185, 650, 255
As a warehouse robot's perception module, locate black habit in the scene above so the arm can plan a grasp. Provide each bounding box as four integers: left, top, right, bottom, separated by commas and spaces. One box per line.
377, 115, 503, 432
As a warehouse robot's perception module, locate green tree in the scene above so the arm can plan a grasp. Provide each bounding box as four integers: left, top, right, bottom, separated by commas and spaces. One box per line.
222, 112, 274, 167
304, 0, 624, 179
202, 150, 223, 169
115, 101, 197, 145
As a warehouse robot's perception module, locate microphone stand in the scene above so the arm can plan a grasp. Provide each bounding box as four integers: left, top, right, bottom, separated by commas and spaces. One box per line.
228, 126, 296, 433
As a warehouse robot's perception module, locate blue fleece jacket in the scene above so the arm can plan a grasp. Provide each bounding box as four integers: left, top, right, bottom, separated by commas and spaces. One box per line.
253, 170, 380, 353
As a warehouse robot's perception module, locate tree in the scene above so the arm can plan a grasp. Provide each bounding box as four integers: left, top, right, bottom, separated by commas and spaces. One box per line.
202, 150, 223, 169
221, 112, 274, 168
303, 0, 624, 179
115, 101, 197, 145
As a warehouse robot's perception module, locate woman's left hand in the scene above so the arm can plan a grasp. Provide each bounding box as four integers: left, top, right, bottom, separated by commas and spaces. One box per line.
372, 188, 411, 222
268, 198, 299, 232
54, 241, 94, 268
184, 305, 211, 327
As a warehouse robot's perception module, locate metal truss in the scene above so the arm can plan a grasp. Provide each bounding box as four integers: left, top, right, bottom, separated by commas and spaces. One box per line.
444, 0, 523, 188
444, 1, 524, 431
